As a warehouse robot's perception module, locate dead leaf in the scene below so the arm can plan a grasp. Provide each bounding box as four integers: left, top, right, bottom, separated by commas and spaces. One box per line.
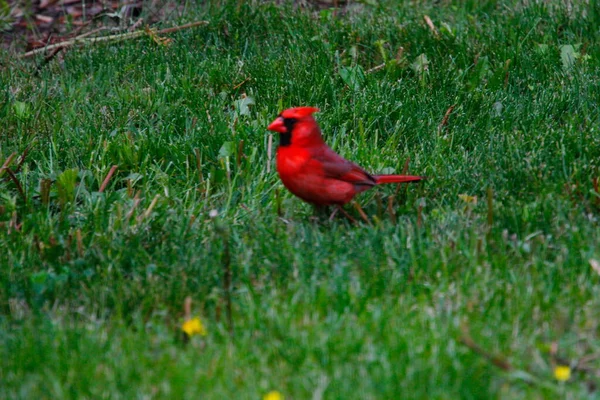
459, 194, 478, 204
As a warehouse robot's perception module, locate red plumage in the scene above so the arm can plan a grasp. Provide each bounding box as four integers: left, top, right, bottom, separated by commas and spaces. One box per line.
267, 107, 423, 206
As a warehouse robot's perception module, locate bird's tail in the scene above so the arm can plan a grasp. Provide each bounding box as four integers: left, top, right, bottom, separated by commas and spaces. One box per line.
373, 175, 425, 185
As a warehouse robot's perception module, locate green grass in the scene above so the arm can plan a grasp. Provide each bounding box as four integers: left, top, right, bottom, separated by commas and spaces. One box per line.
1, 0, 600, 398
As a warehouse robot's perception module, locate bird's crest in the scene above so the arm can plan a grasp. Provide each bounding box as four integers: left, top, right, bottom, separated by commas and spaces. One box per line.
280, 107, 320, 119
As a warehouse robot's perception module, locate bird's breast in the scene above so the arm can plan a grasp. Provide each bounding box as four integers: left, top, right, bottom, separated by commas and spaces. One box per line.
276, 148, 312, 177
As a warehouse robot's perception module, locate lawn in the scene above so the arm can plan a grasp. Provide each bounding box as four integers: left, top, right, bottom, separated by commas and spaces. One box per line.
1, 0, 599, 398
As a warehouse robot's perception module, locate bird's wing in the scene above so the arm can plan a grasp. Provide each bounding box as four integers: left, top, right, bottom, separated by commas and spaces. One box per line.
310, 146, 376, 187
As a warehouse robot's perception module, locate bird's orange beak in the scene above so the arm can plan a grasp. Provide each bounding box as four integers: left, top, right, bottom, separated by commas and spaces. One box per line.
267, 117, 286, 133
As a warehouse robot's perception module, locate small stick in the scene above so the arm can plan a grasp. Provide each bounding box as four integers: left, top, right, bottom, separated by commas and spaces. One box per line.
151, 21, 209, 35
182, 296, 193, 343
424, 15, 439, 38
395, 46, 405, 62
9, 211, 22, 232
353, 202, 371, 225
375, 192, 383, 219
22, 30, 147, 58
438, 104, 456, 133
76, 229, 84, 258
328, 206, 339, 221
395, 157, 411, 197
237, 139, 245, 167
3, 168, 26, 202
129, 18, 144, 32
503, 59, 511, 88
460, 326, 512, 371
99, 165, 118, 193
232, 76, 250, 90
401, 157, 410, 175
193, 148, 204, 183
577, 352, 600, 368
21, 20, 209, 58
40, 178, 52, 205
366, 63, 385, 74
387, 195, 397, 224
141, 194, 160, 220
0, 153, 17, 178
334, 205, 357, 224
184, 296, 192, 320
126, 191, 141, 220
14, 142, 36, 174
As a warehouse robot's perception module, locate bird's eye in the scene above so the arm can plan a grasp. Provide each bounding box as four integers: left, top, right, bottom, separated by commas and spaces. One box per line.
283, 117, 297, 131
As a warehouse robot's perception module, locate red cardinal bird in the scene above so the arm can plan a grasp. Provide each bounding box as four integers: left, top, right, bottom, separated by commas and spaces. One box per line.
267, 107, 424, 208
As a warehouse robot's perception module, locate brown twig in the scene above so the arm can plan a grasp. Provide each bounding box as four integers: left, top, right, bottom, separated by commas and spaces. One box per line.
40, 178, 52, 205
0, 153, 17, 179
333, 205, 357, 224
375, 192, 383, 220
182, 296, 193, 343
232, 76, 251, 90
438, 104, 456, 133
387, 195, 397, 224
366, 63, 385, 74
14, 143, 35, 174
395, 157, 411, 197
503, 59, 511, 88
129, 18, 144, 32
193, 148, 204, 183
125, 191, 141, 221
577, 352, 600, 369
460, 326, 512, 371
156, 21, 209, 35
9, 211, 22, 232
21, 20, 209, 58
237, 139, 245, 167
353, 201, 371, 225
424, 15, 440, 38
75, 229, 84, 258
141, 194, 160, 220
98, 165, 118, 193
184, 296, 192, 320
3, 168, 26, 203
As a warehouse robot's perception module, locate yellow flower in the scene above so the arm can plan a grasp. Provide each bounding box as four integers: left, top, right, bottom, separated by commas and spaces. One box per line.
182, 317, 207, 337
554, 365, 571, 381
263, 390, 284, 400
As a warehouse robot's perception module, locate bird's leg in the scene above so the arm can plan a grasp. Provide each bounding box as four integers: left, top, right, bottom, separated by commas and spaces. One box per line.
330, 205, 357, 224
328, 206, 339, 221
352, 201, 371, 225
